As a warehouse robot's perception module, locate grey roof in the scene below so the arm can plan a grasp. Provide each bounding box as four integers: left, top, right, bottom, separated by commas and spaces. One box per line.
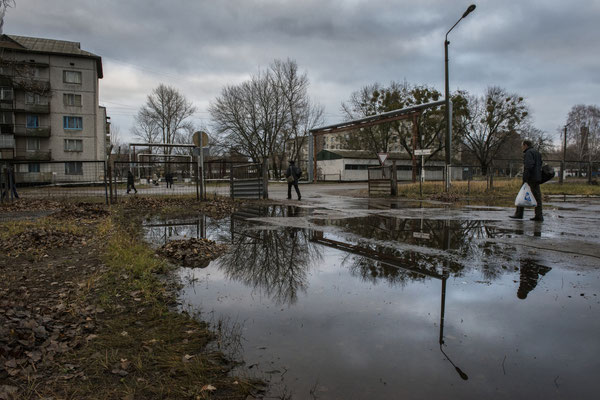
6, 35, 99, 58
0, 34, 103, 78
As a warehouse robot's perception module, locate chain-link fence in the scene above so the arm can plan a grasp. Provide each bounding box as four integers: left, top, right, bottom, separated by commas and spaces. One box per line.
1, 160, 108, 203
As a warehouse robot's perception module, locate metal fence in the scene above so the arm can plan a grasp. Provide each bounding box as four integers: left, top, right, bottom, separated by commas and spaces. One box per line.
231, 163, 266, 199
368, 165, 396, 196
111, 160, 198, 201
1, 160, 108, 203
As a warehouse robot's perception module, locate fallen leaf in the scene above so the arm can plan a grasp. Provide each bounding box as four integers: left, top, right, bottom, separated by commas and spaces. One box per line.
201, 384, 216, 392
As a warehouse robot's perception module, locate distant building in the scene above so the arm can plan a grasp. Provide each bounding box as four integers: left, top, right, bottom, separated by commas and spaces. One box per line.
316, 149, 454, 181
0, 34, 109, 181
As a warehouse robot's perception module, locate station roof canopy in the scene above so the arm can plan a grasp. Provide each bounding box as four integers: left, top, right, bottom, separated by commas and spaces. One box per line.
310, 100, 445, 135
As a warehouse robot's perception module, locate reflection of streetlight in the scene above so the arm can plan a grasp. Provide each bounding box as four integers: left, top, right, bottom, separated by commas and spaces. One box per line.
444, 4, 476, 192
439, 274, 469, 380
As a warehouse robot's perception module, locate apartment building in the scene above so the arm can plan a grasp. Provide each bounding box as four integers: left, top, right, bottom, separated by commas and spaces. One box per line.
0, 34, 108, 180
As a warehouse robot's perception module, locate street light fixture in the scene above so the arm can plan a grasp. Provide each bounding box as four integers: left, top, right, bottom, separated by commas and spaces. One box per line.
444, 4, 476, 191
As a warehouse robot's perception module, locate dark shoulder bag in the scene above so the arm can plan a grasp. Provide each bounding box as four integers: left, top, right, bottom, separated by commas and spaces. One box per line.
541, 164, 555, 184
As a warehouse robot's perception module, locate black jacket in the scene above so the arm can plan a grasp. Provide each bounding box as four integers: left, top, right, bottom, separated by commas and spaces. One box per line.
523, 147, 542, 184
285, 165, 301, 183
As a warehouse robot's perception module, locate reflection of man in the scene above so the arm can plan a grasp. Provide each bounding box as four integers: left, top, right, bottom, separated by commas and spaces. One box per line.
510, 140, 543, 221
517, 259, 551, 300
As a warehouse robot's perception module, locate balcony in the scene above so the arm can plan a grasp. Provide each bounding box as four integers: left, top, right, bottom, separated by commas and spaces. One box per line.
0, 134, 14, 148
14, 148, 51, 161
15, 103, 50, 113
14, 124, 51, 138
12, 78, 50, 92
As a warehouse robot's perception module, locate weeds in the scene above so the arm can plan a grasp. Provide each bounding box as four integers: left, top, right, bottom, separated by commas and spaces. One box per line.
397, 178, 600, 201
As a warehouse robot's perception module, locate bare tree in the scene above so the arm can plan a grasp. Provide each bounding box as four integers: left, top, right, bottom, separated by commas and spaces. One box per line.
565, 104, 600, 161
109, 124, 124, 153
0, 1, 15, 34
138, 84, 196, 155
131, 111, 160, 153
210, 59, 323, 176
457, 86, 529, 174
522, 124, 554, 157
270, 59, 324, 175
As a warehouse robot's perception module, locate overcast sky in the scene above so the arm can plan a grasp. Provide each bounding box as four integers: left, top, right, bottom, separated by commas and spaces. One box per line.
5, 0, 599, 144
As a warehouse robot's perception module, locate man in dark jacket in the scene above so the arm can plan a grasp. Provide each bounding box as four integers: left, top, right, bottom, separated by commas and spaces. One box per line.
285, 160, 301, 200
126, 170, 137, 194
510, 140, 543, 221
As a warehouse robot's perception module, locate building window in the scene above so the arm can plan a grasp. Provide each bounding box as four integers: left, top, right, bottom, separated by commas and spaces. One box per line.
0, 87, 13, 101
63, 116, 83, 130
26, 138, 40, 151
344, 164, 368, 170
28, 163, 40, 173
63, 93, 82, 107
63, 70, 82, 84
64, 139, 83, 152
65, 161, 83, 175
0, 111, 12, 124
26, 115, 39, 128
26, 93, 47, 105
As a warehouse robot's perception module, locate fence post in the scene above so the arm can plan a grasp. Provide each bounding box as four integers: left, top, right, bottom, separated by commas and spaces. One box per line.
391, 161, 398, 196
559, 161, 564, 184
588, 161, 593, 185
113, 167, 118, 203
104, 161, 109, 205
262, 157, 269, 199
196, 155, 200, 201
467, 167, 471, 196
230, 165, 234, 199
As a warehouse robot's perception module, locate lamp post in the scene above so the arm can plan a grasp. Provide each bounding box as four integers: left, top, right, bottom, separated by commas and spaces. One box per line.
445, 4, 476, 191
561, 121, 575, 184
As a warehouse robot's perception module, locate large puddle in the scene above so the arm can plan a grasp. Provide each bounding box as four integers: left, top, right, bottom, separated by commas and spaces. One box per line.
143, 205, 600, 399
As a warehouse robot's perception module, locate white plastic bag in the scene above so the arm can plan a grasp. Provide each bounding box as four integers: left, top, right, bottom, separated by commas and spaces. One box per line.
515, 183, 537, 207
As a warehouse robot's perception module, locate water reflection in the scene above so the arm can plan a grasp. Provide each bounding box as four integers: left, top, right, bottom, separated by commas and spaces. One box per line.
315, 216, 499, 253
173, 206, 597, 399
517, 258, 551, 300
144, 215, 208, 245
218, 215, 322, 305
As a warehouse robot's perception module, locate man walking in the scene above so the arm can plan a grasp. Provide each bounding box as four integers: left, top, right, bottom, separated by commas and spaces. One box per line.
510, 140, 543, 221
126, 170, 137, 194
285, 160, 302, 201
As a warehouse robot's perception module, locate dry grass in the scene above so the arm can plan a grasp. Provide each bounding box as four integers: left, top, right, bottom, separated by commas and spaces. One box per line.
397, 178, 600, 201
54, 211, 262, 399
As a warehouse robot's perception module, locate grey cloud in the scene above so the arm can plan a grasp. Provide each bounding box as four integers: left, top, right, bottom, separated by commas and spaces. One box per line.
5, 0, 598, 138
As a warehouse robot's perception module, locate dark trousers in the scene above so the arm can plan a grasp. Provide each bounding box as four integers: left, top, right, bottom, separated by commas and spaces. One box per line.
515, 181, 542, 217
287, 181, 301, 199
127, 182, 137, 193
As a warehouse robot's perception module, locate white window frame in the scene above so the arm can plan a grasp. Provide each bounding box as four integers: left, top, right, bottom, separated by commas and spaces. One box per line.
63, 70, 82, 84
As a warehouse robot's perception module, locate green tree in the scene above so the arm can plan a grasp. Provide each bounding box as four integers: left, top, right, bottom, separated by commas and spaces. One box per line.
457, 86, 529, 174
340, 81, 468, 161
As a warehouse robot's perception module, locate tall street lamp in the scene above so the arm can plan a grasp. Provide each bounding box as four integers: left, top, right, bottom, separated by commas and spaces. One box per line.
560, 121, 574, 184
445, 4, 476, 191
